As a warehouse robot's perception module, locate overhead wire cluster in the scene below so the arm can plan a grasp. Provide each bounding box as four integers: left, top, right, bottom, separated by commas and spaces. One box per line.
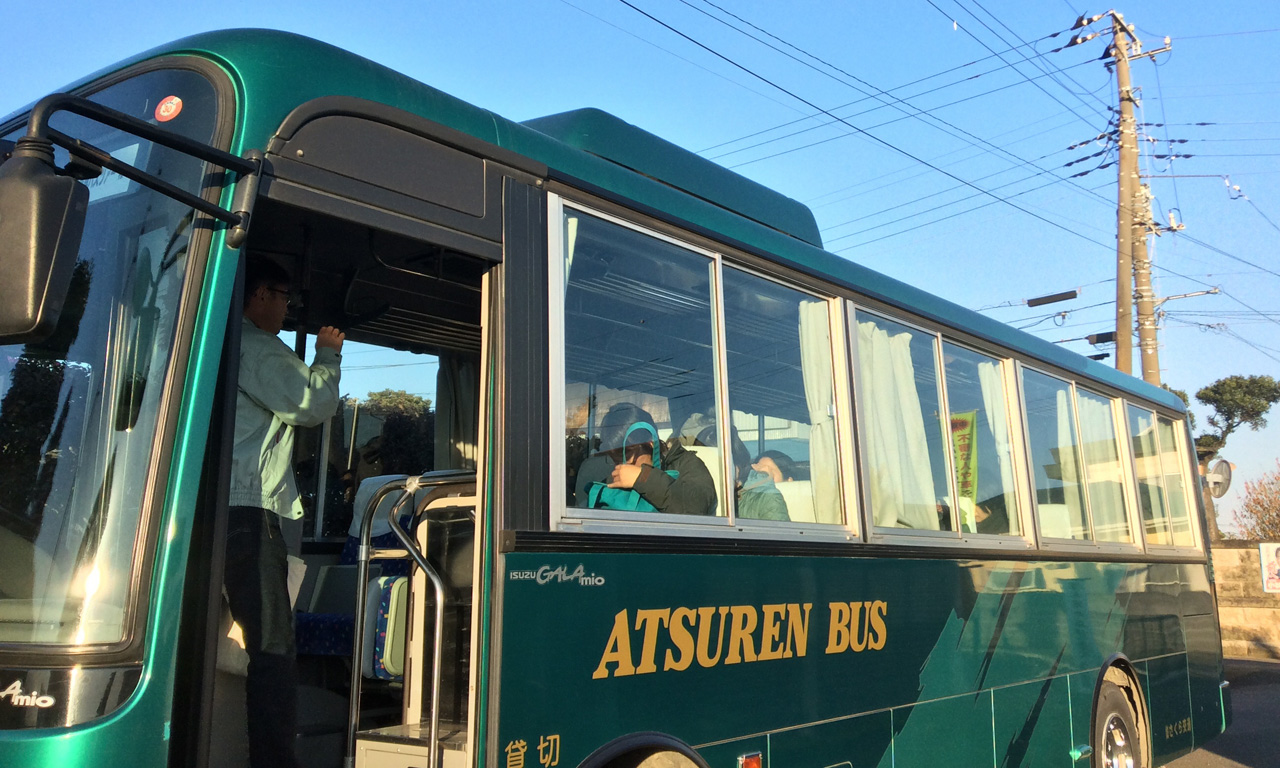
582, 0, 1278, 369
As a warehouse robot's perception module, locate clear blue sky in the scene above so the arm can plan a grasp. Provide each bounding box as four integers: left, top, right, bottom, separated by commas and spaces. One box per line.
5, 0, 1278, 531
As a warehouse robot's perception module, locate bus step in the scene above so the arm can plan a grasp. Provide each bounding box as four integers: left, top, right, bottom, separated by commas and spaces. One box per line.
354, 722, 467, 768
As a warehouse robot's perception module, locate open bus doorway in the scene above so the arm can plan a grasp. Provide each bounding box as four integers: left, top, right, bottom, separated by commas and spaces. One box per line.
205, 195, 487, 768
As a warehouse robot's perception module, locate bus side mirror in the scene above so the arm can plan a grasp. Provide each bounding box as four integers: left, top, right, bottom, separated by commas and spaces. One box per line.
0, 138, 89, 344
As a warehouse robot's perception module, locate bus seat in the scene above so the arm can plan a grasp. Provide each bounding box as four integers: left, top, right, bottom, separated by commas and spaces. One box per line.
684, 445, 725, 513
362, 576, 408, 680
306, 564, 361, 614
1037, 503, 1072, 539
776, 480, 816, 523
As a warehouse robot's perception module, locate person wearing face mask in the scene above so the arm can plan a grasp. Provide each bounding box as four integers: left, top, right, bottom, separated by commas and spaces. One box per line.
575, 402, 717, 516
737, 449, 796, 522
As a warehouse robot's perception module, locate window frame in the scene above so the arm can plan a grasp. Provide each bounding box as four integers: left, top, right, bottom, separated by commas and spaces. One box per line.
937, 339, 1035, 546
0, 58, 237, 665
848, 304, 1035, 550
849, 304, 957, 544
719, 261, 852, 533
1017, 364, 1149, 556
1073, 384, 1141, 548
1123, 402, 1202, 553
543, 190, 1204, 558
548, 194, 856, 541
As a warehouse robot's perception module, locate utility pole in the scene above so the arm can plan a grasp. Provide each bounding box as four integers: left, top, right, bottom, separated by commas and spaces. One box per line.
1111, 12, 1137, 376
1098, 12, 1170, 381
1133, 184, 1161, 384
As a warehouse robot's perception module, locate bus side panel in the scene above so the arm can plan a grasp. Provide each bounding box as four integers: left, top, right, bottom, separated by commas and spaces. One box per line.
890, 691, 995, 766
695, 735, 768, 768
993, 675, 1074, 768
1067, 670, 1098, 756
766, 711, 891, 768
1142, 654, 1194, 764
1183, 614, 1226, 746
1180, 563, 1227, 747
493, 553, 1181, 767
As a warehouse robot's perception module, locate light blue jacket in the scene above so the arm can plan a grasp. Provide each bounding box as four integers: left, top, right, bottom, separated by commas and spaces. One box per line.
230, 317, 342, 518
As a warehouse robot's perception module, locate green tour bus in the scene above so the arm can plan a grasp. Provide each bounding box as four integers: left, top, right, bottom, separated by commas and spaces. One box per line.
0, 28, 1229, 768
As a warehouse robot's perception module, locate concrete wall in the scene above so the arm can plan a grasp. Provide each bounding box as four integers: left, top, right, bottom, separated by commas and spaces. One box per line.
1211, 541, 1280, 659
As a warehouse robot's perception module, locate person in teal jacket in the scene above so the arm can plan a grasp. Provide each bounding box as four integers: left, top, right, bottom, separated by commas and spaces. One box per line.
226, 257, 343, 768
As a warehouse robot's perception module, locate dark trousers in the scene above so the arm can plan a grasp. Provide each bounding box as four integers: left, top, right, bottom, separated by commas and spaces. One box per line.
224, 506, 300, 768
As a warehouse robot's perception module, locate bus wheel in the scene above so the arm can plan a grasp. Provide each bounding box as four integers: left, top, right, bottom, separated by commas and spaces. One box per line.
1093, 680, 1145, 768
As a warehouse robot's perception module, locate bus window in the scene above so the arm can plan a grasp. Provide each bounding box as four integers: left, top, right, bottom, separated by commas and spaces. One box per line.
1127, 404, 1173, 545
1021, 370, 1089, 540
1076, 389, 1133, 543
289, 338, 452, 541
722, 267, 840, 526
0, 68, 218, 647
561, 209, 722, 517
1157, 415, 1195, 547
854, 312, 952, 531
940, 344, 1019, 536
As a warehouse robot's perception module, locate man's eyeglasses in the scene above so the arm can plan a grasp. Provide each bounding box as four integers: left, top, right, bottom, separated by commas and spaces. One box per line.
265, 287, 301, 308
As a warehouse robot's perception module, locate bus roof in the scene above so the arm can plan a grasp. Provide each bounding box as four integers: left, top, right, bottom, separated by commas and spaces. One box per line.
24, 27, 1183, 413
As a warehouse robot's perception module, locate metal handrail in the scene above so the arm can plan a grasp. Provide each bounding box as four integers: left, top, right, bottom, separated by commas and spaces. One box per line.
387, 491, 446, 768
344, 470, 474, 768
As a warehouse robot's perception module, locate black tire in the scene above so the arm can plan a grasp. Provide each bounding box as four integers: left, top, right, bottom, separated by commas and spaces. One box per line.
1093, 680, 1146, 768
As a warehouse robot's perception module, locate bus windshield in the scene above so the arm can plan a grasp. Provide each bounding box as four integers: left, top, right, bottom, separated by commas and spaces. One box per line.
0, 68, 220, 648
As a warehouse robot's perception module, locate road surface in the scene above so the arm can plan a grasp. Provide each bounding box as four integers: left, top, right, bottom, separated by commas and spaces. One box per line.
1165, 659, 1280, 768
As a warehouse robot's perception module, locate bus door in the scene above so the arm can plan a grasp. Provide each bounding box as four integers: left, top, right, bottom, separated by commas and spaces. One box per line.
198, 100, 546, 768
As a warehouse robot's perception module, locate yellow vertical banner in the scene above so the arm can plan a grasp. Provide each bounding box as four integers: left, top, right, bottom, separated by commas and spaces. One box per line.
950, 411, 978, 515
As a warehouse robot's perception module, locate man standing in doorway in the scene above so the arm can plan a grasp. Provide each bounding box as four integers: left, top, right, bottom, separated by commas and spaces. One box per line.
227, 257, 343, 768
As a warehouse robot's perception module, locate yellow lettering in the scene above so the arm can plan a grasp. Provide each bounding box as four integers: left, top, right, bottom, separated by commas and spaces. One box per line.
664, 607, 696, 671
695, 606, 730, 668
785, 603, 812, 658
758, 604, 786, 661
725, 605, 759, 665
826, 601, 850, 654
850, 601, 869, 652
868, 600, 888, 650
634, 609, 671, 675
592, 610, 635, 679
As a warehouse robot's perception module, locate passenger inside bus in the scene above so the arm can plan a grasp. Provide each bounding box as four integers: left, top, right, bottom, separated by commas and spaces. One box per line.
684, 418, 794, 522
575, 403, 717, 515
737, 450, 797, 522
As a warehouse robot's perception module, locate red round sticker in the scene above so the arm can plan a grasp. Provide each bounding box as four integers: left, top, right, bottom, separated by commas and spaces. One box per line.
155, 95, 183, 122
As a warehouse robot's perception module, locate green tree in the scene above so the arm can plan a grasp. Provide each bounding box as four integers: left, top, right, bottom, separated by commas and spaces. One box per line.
1190, 375, 1280, 540
1233, 460, 1280, 541
362, 389, 431, 419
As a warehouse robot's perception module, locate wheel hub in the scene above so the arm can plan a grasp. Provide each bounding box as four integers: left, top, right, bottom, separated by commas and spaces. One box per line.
1102, 713, 1135, 768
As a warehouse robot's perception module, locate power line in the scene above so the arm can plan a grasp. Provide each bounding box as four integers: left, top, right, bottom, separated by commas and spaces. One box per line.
924, 0, 1110, 127
1179, 28, 1280, 40
683, 0, 1084, 177
1174, 232, 1280, 280
553, 0, 804, 115
611, 0, 1115, 249
683, 0, 1120, 217
820, 142, 1077, 235
1150, 55, 1182, 215
962, 0, 1114, 116
823, 149, 1114, 244
807, 109, 1084, 208
722, 59, 1099, 167
1145, 120, 1280, 127
697, 30, 1072, 156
